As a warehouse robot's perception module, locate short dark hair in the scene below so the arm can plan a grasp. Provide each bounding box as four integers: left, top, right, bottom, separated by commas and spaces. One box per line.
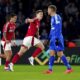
35, 10, 43, 15
48, 5, 57, 12
9, 13, 17, 18
6, 13, 17, 21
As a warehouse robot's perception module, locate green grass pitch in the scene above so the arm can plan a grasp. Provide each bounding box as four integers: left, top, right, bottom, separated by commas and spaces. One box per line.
0, 65, 80, 80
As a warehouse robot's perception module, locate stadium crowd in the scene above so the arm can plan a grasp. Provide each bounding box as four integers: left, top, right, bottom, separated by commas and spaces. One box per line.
0, 0, 80, 47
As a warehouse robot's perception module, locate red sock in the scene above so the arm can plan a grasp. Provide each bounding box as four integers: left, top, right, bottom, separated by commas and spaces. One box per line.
12, 54, 20, 64
32, 48, 42, 58
5, 61, 10, 67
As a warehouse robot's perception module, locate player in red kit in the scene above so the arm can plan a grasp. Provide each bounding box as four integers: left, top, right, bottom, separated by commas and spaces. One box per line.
9, 10, 44, 71
1, 13, 17, 71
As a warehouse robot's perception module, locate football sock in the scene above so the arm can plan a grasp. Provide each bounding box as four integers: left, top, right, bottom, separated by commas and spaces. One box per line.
61, 55, 71, 70
32, 47, 42, 58
5, 60, 10, 67
49, 56, 55, 71
12, 54, 20, 64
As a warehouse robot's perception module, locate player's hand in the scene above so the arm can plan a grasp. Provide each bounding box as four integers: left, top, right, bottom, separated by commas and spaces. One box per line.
25, 18, 29, 24
25, 18, 34, 24
37, 35, 40, 39
5, 40, 10, 43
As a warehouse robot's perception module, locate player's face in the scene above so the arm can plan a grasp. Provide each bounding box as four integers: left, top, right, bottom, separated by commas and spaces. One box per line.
48, 8, 52, 16
11, 16, 17, 23
37, 12, 43, 20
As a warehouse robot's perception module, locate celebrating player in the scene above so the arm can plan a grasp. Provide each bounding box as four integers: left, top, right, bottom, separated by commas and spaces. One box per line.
45, 5, 73, 74
9, 10, 44, 71
1, 13, 17, 71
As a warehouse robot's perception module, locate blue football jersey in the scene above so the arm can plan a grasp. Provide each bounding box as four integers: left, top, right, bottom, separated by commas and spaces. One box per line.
49, 14, 62, 38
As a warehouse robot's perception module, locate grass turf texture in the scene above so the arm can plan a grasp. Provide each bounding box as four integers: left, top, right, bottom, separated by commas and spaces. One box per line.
0, 65, 80, 80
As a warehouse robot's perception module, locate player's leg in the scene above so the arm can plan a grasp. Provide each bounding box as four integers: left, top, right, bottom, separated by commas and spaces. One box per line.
9, 37, 30, 71
45, 38, 56, 74
2, 42, 12, 71
9, 46, 28, 71
33, 42, 44, 57
57, 51, 73, 73
4, 50, 12, 70
45, 50, 55, 74
29, 37, 45, 65
12, 46, 28, 64
57, 36, 73, 73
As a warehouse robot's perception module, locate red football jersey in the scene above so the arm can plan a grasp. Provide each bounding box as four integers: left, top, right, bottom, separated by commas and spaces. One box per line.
26, 19, 40, 37
2, 21, 16, 41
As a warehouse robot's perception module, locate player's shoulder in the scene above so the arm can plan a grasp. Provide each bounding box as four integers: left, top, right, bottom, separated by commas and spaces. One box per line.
55, 14, 62, 20
34, 18, 39, 22
5, 21, 10, 25
32, 18, 40, 25
55, 14, 61, 17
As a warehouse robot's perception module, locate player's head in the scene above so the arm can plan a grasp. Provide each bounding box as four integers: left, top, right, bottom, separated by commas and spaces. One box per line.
48, 5, 57, 16
35, 10, 43, 20
9, 13, 17, 23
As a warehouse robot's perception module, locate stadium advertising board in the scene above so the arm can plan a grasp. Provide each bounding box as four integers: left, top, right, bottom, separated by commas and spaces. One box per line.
1, 47, 80, 65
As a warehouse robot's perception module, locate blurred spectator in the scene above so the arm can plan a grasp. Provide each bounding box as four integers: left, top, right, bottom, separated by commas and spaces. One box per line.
40, 29, 48, 40
40, 29, 48, 46
16, 11, 25, 27
65, 2, 78, 17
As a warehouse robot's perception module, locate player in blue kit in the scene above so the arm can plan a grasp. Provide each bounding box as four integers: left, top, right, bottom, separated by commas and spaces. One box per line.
45, 5, 73, 74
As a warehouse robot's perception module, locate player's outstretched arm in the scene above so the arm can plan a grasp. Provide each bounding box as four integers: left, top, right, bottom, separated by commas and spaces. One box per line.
25, 18, 35, 24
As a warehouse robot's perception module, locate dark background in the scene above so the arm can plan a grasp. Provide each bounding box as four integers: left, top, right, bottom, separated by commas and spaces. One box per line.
0, 0, 80, 47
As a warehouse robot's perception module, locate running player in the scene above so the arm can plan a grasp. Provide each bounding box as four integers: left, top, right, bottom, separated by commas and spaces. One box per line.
45, 5, 73, 74
1, 13, 17, 71
9, 10, 44, 71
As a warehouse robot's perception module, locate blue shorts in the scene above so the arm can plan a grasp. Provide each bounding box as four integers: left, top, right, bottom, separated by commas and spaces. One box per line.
49, 35, 64, 51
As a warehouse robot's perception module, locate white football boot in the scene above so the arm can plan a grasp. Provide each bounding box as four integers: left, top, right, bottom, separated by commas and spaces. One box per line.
9, 63, 14, 71
28, 57, 34, 66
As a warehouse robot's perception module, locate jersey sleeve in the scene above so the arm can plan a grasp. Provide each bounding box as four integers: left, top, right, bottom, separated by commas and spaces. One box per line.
3, 22, 9, 32
51, 17, 55, 27
36, 20, 40, 28
52, 17, 55, 23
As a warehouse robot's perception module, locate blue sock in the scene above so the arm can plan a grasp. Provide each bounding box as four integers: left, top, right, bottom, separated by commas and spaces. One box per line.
61, 55, 71, 70
49, 56, 55, 71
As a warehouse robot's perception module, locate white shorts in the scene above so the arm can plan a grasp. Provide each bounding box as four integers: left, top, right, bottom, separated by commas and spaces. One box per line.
1, 41, 11, 51
22, 36, 42, 49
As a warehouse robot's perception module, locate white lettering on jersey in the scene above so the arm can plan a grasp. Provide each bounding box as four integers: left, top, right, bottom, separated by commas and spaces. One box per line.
55, 15, 60, 24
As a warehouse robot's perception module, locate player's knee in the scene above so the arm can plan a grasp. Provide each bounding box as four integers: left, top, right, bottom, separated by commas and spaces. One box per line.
17, 51, 23, 57
9, 52, 12, 57
50, 50, 55, 56
36, 43, 45, 50
18, 47, 27, 57
57, 51, 64, 57
18, 50, 25, 56
41, 45, 45, 50
38, 46, 44, 51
